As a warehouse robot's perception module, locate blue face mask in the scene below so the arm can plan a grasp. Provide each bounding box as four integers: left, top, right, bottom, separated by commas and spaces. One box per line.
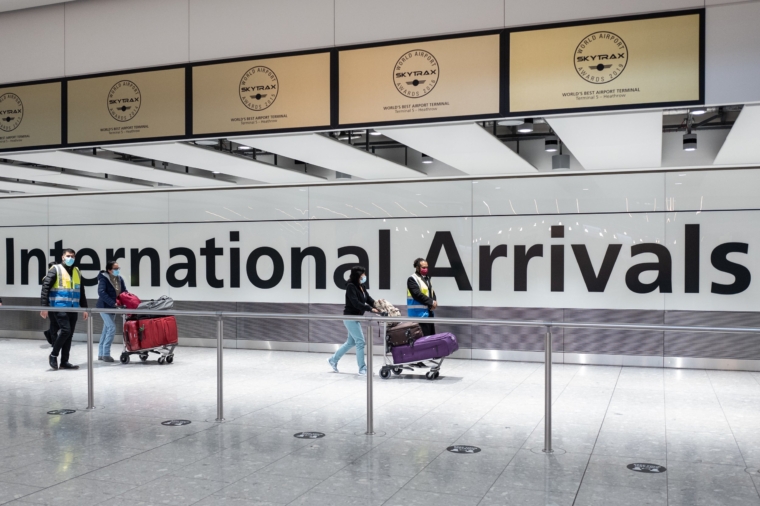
360, 275, 367, 284
112, 269, 120, 277
63, 257, 75, 267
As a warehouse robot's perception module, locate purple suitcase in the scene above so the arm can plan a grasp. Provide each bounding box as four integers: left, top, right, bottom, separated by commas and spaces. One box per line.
391, 332, 459, 364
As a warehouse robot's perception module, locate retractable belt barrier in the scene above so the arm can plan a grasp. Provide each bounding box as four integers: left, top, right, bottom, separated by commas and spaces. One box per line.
3, 305, 759, 453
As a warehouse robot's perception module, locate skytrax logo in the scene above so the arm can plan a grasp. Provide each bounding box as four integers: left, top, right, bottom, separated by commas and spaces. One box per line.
107, 80, 141, 122
575, 31, 628, 84
393, 49, 439, 98
239, 66, 278, 111
0, 93, 23, 132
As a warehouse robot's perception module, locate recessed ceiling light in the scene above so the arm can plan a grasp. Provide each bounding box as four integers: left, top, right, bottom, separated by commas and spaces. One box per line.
545, 136, 559, 152
421, 153, 433, 164
517, 119, 534, 133
212, 171, 220, 174
369, 131, 382, 136
238, 145, 252, 150
497, 119, 523, 126
690, 108, 707, 116
195, 140, 218, 146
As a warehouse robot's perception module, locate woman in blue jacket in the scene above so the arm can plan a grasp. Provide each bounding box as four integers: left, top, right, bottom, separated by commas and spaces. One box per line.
96, 261, 129, 362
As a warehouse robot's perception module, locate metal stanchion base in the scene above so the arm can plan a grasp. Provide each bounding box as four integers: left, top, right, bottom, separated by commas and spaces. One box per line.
354, 430, 386, 437
205, 418, 227, 423
531, 447, 565, 455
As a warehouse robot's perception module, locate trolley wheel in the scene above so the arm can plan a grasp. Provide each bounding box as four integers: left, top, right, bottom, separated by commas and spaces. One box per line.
139, 354, 148, 362
158, 357, 166, 365
433, 371, 440, 379
380, 368, 390, 379
425, 371, 435, 380
165, 355, 174, 364
120, 353, 130, 364
392, 367, 402, 375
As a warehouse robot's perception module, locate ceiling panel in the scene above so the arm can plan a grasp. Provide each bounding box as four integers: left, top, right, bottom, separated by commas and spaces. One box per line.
1, 151, 231, 187
105, 142, 322, 184
547, 111, 663, 170
236, 133, 423, 179
714, 104, 760, 165
0, 163, 144, 190
377, 123, 536, 175
0, 179, 76, 194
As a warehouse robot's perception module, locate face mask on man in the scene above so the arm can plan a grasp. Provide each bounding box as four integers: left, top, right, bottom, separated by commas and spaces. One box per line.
63, 257, 75, 267
360, 275, 367, 284
420, 268, 429, 276
112, 269, 120, 277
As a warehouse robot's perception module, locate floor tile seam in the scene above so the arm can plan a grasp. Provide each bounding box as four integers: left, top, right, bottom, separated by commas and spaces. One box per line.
703, 368, 754, 495
570, 366, 624, 506
453, 365, 551, 506
381, 489, 484, 506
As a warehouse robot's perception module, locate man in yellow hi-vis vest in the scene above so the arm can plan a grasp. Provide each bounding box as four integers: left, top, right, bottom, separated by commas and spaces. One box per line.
40, 248, 88, 371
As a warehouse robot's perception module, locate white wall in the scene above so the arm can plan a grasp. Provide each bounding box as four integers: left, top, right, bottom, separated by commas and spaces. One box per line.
2, 169, 759, 313
2, 0, 759, 108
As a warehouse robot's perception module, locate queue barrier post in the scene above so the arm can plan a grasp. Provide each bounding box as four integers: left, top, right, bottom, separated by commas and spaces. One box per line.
216, 314, 224, 422
365, 320, 375, 435
86, 312, 94, 410
543, 325, 553, 454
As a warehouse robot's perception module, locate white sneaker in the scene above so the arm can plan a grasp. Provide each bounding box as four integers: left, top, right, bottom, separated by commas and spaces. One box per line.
358, 369, 367, 376
327, 358, 339, 373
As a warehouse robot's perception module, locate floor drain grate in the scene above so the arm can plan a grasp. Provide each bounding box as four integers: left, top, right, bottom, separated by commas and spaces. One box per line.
627, 463, 666, 473
161, 420, 192, 426
447, 445, 481, 454
47, 409, 76, 415
294, 432, 325, 439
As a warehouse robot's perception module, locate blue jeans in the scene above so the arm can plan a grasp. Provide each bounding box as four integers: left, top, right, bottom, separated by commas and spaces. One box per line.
331, 320, 366, 373
99, 313, 116, 357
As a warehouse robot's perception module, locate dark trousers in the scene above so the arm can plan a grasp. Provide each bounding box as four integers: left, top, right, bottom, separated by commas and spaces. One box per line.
51, 312, 78, 364
46, 317, 59, 344
420, 311, 436, 337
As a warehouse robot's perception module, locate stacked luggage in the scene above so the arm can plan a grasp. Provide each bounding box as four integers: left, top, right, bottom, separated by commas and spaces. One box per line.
375, 299, 459, 380
117, 294, 178, 365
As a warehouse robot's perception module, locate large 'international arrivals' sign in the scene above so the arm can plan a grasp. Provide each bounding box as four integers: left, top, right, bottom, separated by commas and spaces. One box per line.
0, 82, 61, 151
192, 52, 331, 135
509, 13, 702, 113
67, 68, 186, 144
339, 34, 501, 126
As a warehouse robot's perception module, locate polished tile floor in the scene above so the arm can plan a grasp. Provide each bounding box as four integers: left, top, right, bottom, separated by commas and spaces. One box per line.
0, 338, 759, 505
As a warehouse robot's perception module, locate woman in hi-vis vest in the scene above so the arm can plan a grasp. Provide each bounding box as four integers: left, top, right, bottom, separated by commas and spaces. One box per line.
407, 258, 438, 337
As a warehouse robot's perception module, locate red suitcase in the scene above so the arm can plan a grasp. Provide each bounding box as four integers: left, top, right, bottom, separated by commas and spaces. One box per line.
123, 316, 178, 353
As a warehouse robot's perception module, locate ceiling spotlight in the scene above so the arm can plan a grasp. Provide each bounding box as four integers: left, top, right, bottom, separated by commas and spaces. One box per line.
212, 171, 220, 174
683, 133, 697, 151
238, 145, 252, 150
421, 153, 433, 164
497, 119, 523, 126
369, 130, 382, 136
337, 131, 359, 140
552, 154, 570, 170
195, 139, 219, 146
545, 136, 559, 152
690, 108, 707, 116
517, 119, 534, 133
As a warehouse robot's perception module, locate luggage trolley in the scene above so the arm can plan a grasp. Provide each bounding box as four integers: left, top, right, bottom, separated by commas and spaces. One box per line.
120, 316, 177, 365
378, 325, 458, 380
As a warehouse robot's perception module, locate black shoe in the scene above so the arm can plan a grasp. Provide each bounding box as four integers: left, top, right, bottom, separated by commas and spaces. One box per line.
414, 362, 428, 368
44, 330, 53, 345
102, 356, 114, 363
49, 354, 58, 370
59, 362, 79, 370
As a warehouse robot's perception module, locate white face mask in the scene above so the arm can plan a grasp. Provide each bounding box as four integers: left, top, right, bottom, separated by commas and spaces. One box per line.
360, 275, 367, 284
